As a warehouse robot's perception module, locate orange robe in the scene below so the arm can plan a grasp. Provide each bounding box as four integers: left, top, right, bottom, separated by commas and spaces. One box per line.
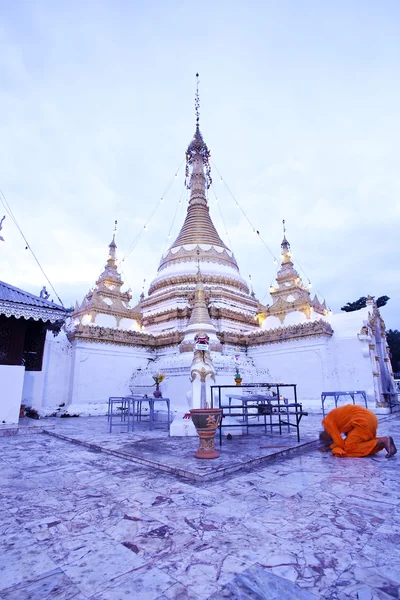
322, 404, 380, 457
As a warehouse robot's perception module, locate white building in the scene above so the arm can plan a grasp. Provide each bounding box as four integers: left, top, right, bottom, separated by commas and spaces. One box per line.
1, 99, 396, 423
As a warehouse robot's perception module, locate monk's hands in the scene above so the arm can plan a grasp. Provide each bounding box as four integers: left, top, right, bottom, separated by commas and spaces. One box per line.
317, 445, 331, 453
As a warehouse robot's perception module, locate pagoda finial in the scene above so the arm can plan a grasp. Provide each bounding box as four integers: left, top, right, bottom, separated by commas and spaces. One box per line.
281, 219, 291, 259
195, 73, 200, 129
109, 220, 117, 261
185, 74, 212, 189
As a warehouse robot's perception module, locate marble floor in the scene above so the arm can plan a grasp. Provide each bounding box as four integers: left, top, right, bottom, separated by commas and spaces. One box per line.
0, 414, 399, 599
34, 412, 322, 481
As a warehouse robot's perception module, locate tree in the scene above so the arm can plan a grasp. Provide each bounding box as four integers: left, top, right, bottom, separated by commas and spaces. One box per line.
341, 295, 390, 313
386, 329, 400, 375
377, 295, 390, 308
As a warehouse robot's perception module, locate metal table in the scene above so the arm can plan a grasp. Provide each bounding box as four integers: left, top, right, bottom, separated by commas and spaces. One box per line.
126, 396, 171, 430
321, 390, 367, 417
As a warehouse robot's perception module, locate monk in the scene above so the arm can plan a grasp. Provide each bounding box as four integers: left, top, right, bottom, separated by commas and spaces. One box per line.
318, 404, 397, 458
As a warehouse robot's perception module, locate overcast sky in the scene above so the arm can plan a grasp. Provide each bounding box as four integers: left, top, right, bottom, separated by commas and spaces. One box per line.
0, 1, 399, 328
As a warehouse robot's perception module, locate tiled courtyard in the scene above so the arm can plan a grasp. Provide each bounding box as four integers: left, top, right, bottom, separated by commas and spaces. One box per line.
0, 413, 399, 599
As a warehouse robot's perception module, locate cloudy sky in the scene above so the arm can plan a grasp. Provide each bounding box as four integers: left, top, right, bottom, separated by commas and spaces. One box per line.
0, 1, 399, 328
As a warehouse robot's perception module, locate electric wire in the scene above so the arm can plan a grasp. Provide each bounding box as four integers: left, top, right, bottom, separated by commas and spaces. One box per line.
163, 183, 187, 252
211, 161, 279, 263
211, 162, 332, 310
121, 159, 184, 262
0, 187, 64, 306
209, 183, 233, 251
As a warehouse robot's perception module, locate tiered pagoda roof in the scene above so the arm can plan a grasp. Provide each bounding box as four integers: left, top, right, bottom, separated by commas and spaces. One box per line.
141, 82, 259, 335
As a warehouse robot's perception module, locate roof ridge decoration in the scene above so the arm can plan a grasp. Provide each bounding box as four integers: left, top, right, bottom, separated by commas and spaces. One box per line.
0, 280, 68, 324
0, 280, 65, 310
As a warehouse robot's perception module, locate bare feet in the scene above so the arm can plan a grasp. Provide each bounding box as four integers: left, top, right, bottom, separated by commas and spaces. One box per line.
386, 436, 397, 458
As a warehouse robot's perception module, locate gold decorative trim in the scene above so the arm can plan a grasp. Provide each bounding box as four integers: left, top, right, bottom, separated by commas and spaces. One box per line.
208, 306, 259, 327
159, 245, 238, 272
142, 307, 191, 327
142, 286, 258, 313
217, 319, 334, 346
148, 273, 250, 296
67, 324, 184, 348
168, 201, 229, 250
141, 303, 259, 330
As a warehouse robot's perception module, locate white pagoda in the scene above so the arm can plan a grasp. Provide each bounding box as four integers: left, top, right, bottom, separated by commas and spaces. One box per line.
141, 119, 259, 336
12, 80, 395, 420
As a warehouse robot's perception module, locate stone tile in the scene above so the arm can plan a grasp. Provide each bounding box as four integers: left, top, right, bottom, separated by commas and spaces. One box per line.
208, 564, 318, 599
0, 568, 87, 599
0, 414, 399, 600
91, 564, 177, 600
0, 543, 58, 591
60, 540, 146, 597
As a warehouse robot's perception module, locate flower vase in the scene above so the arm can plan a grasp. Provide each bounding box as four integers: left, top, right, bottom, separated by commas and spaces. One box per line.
189, 408, 223, 459
153, 383, 162, 398
235, 378, 242, 386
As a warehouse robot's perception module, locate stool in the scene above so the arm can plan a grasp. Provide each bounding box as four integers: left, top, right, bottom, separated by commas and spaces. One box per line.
149, 398, 171, 430
108, 397, 133, 433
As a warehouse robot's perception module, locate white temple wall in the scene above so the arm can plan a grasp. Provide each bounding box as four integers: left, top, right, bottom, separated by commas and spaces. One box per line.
248, 338, 328, 408
22, 330, 72, 413
248, 331, 377, 411
144, 346, 193, 415
22, 370, 45, 410
67, 341, 151, 415
325, 334, 375, 403
0, 365, 25, 423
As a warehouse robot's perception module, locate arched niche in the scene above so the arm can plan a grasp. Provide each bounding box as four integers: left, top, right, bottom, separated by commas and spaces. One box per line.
283, 311, 307, 326
94, 313, 117, 328
119, 318, 140, 331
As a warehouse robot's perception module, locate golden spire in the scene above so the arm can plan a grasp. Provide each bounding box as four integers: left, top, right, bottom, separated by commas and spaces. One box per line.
187, 261, 214, 327
169, 75, 229, 250
180, 257, 222, 352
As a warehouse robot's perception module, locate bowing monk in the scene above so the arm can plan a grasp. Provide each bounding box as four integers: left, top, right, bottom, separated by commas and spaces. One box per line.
318, 404, 397, 458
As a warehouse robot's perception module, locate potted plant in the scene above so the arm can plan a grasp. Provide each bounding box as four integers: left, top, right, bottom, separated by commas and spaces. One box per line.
152, 373, 165, 398
234, 366, 242, 386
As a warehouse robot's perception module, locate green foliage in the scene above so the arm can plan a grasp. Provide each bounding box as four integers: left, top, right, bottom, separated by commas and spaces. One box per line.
341, 295, 390, 312
377, 295, 390, 308
341, 297, 367, 312
386, 329, 400, 374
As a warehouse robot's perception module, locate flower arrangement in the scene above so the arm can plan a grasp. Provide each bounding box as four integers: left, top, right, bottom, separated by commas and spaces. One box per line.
152, 373, 165, 386
235, 366, 241, 379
